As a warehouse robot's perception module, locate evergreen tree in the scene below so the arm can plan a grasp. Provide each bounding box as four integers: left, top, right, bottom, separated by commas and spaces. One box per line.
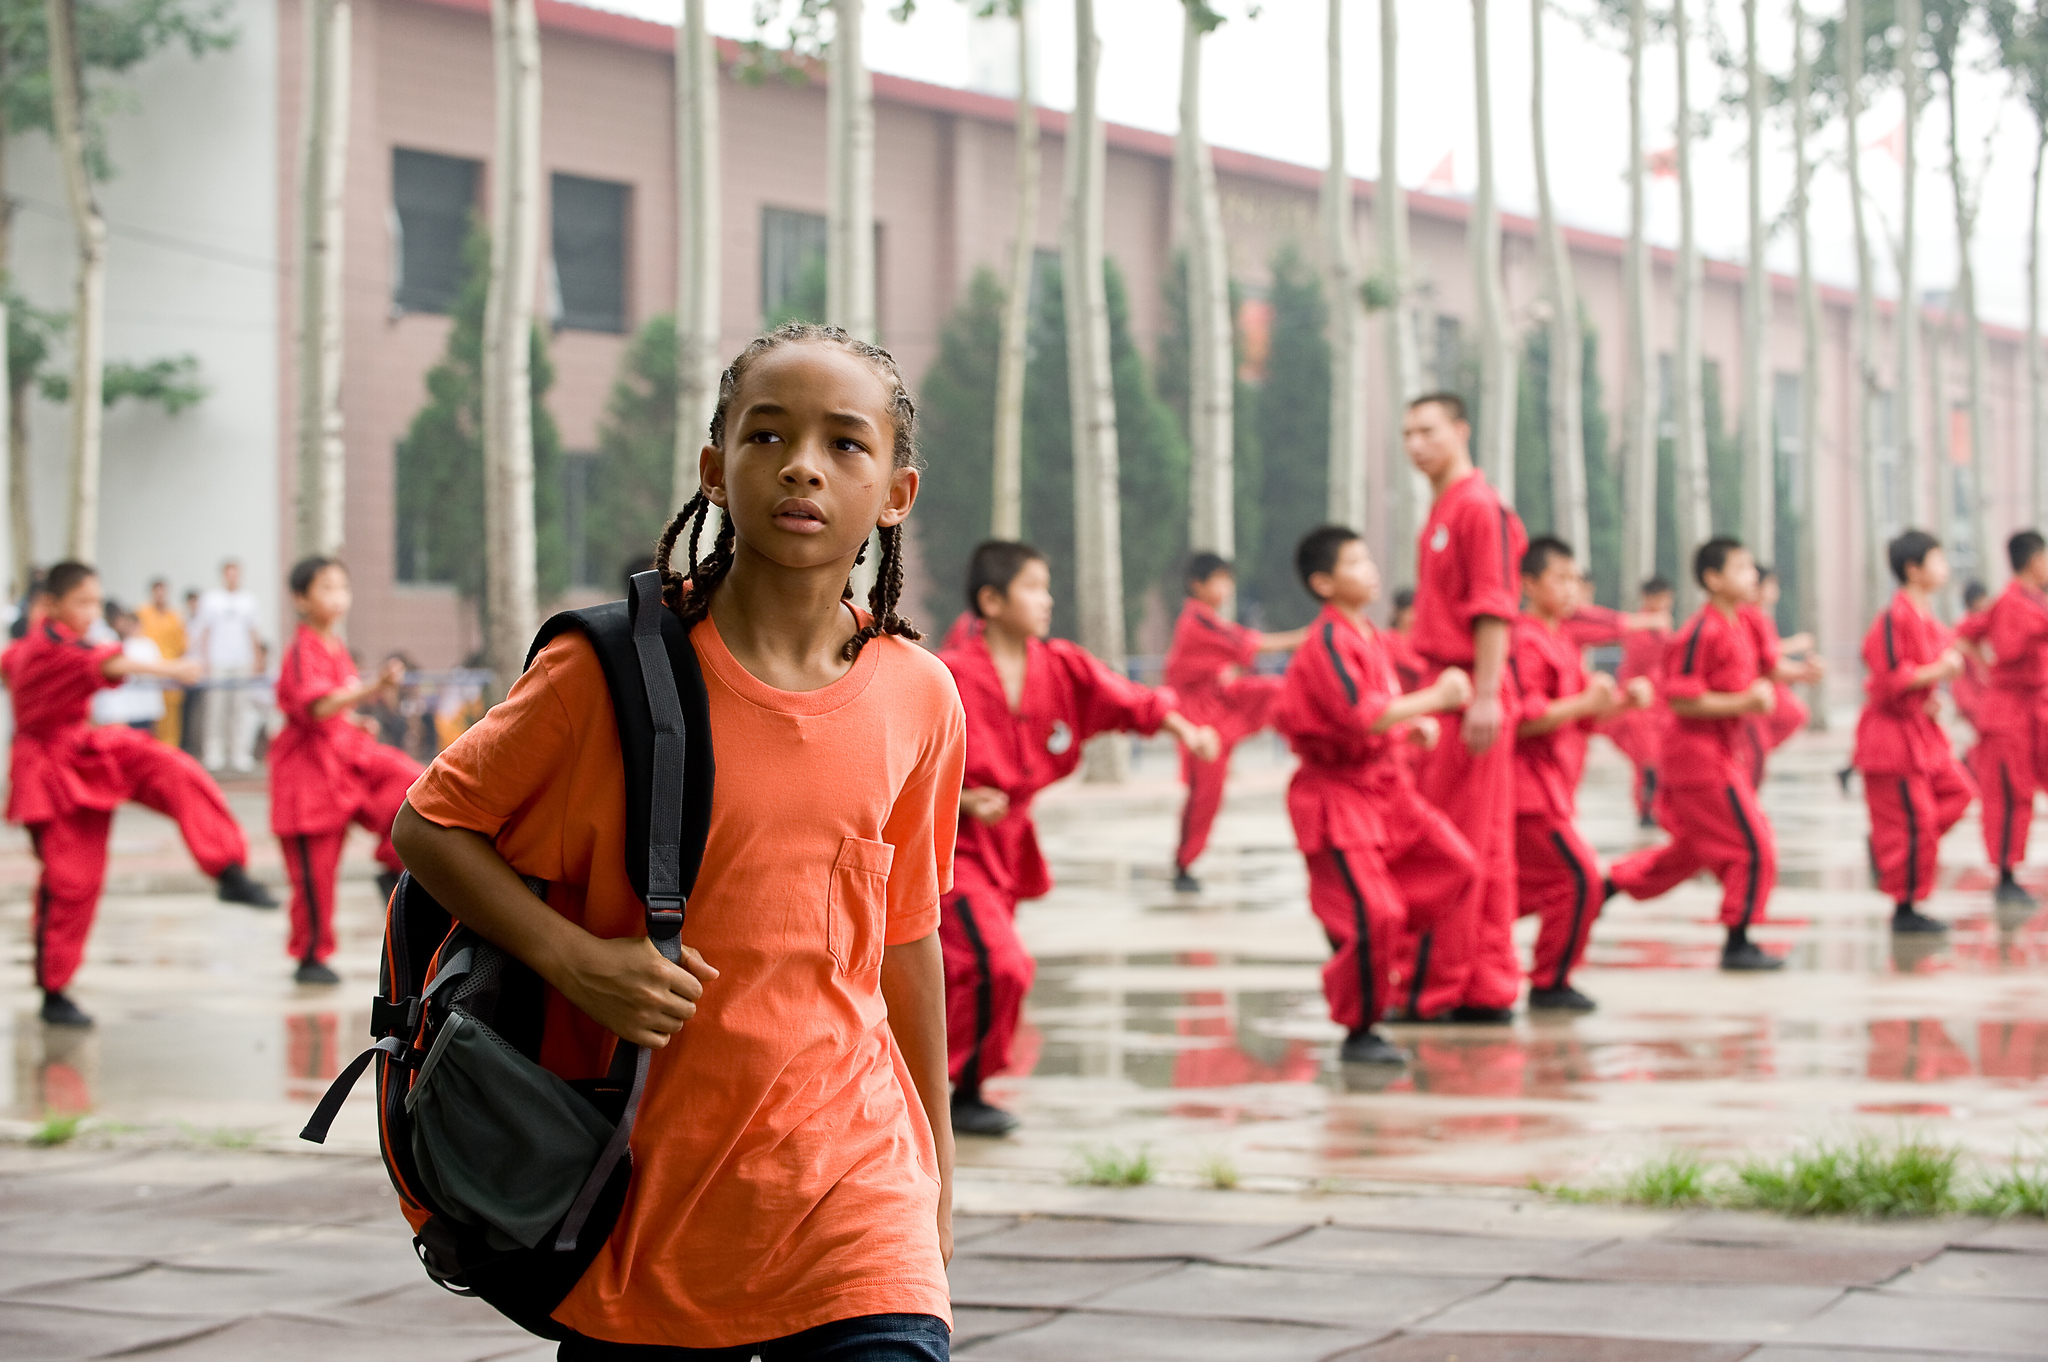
1703, 359, 1744, 542
592, 312, 681, 583
1581, 326, 1621, 607
1515, 330, 1554, 534
1158, 251, 1263, 611
914, 267, 1004, 624
1249, 244, 1330, 628
394, 225, 564, 649
1515, 320, 1622, 605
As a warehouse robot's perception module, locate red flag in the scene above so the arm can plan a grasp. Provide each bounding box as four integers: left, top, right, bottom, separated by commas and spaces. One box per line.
1872, 121, 1906, 164
1648, 146, 1678, 180
1421, 152, 1456, 193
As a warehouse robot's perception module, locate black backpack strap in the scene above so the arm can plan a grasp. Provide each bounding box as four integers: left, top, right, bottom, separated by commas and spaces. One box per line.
630, 571, 689, 959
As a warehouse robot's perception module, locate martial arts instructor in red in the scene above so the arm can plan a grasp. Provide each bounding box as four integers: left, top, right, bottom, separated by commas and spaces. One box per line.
1404, 392, 1528, 1022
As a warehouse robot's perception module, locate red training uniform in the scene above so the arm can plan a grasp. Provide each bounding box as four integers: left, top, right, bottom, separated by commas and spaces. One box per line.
1562, 603, 1627, 651
1272, 605, 1479, 1028
1737, 605, 1806, 786
1957, 580, 2048, 871
939, 633, 1175, 1086
1598, 622, 1671, 821
1162, 599, 1283, 873
1852, 593, 1976, 906
270, 625, 422, 963
1609, 604, 1777, 927
4, 618, 248, 992
1411, 469, 1528, 1012
1507, 617, 1606, 992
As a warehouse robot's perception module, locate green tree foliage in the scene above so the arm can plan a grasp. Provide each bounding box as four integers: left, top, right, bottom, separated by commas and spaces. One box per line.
7, 292, 203, 414
1248, 245, 1331, 629
1515, 321, 1623, 605
912, 268, 1002, 625
1653, 359, 1744, 587
766, 254, 828, 330
590, 313, 682, 583
394, 225, 565, 639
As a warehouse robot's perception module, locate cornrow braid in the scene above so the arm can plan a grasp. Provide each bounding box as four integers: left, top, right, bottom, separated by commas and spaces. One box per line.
653, 490, 735, 633
841, 523, 923, 661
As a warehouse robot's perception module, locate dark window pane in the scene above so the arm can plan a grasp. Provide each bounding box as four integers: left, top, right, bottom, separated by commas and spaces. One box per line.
761, 206, 827, 326
393, 149, 480, 315
553, 174, 629, 334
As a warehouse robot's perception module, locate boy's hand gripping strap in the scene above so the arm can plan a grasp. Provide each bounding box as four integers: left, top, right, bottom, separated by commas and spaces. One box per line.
554, 569, 689, 1252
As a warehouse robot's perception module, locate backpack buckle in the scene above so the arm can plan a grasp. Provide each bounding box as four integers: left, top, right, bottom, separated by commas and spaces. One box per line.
371, 995, 422, 1040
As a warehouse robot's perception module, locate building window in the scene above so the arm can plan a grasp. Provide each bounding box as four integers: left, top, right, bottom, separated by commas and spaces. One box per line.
562, 451, 602, 589
1773, 372, 1803, 511
762, 206, 828, 326
1433, 315, 1464, 390
552, 174, 630, 333
394, 441, 450, 585
393, 149, 481, 315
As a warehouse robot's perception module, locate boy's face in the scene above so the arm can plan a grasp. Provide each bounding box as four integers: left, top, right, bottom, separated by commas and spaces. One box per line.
149, 581, 169, 609
1311, 538, 1380, 610
1523, 554, 1579, 620
1757, 576, 1780, 608
980, 557, 1054, 640
1905, 547, 1951, 593
1190, 569, 1234, 613
1643, 589, 1674, 617
2023, 550, 2048, 586
49, 577, 103, 636
1703, 548, 1758, 603
295, 564, 353, 625
1402, 401, 1469, 481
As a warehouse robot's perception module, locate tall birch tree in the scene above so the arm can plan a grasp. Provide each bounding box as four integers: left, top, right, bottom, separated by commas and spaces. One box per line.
1323, 0, 1366, 530
991, 0, 1035, 539
1673, 0, 1712, 598
1992, 0, 2048, 525
1898, 0, 1924, 524
1928, 0, 1993, 577
1178, 0, 1234, 555
1742, 0, 1774, 561
827, 0, 876, 342
295, 0, 350, 558
45, 0, 102, 560
1793, 1, 1825, 674
1531, 0, 1586, 559
675, 0, 720, 496
1846, 0, 1889, 611
1378, 0, 1426, 581
1470, 0, 1516, 500
1066, 0, 1125, 780
1622, 0, 1657, 600
482, 0, 542, 691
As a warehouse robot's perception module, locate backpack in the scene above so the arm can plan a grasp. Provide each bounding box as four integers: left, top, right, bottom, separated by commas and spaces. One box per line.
299, 572, 714, 1339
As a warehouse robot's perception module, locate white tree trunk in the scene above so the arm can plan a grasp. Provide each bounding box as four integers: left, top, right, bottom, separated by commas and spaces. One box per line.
827, 0, 876, 343
675, 0, 721, 502
1897, 0, 1922, 525
1323, 0, 1366, 531
1742, 0, 1773, 563
0, 122, 25, 594
1179, 6, 1233, 555
2032, 126, 2046, 529
46, 0, 104, 562
1945, 73, 1995, 583
1622, 0, 1657, 598
1531, 0, 1586, 561
992, 0, 1036, 540
483, 0, 541, 692
1928, 309, 1951, 552
1470, 0, 1516, 502
1379, 0, 1426, 583
1793, 0, 1825, 721
1067, 0, 1124, 783
1673, 0, 1710, 606
295, 0, 351, 559
1846, 0, 1886, 618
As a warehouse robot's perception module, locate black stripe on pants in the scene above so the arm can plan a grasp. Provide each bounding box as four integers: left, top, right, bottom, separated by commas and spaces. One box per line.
953, 895, 995, 1091
293, 835, 324, 962
1724, 786, 1765, 929
1548, 831, 1592, 992
1899, 778, 1920, 906
1330, 850, 1376, 1027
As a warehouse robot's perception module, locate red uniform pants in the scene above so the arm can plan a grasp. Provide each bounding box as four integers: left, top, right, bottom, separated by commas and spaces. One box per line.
277, 746, 416, 963
939, 863, 1035, 1087
1609, 776, 1776, 928
1515, 814, 1604, 991
1971, 710, 2048, 871
1416, 710, 1520, 1010
1602, 709, 1663, 819
1864, 761, 1975, 905
1383, 791, 1481, 1020
1305, 845, 1403, 1032
29, 745, 246, 992
1176, 739, 1237, 873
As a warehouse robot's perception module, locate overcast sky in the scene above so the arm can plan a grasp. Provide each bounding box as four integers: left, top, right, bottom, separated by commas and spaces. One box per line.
592, 0, 2044, 332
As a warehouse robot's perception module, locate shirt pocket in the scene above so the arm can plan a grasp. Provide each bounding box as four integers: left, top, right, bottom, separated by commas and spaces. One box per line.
827, 836, 896, 975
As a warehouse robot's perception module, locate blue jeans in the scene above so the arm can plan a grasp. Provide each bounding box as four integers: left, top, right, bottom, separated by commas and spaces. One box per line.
557, 1313, 950, 1362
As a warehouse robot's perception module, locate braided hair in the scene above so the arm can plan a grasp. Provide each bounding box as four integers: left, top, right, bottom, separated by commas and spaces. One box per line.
653, 322, 924, 661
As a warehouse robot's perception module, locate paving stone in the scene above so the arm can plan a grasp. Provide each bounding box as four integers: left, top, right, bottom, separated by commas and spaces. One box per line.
0, 1250, 145, 1294
1554, 1238, 1930, 1287
952, 1305, 1059, 1346
1784, 1288, 2048, 1353
0, 1300, 227, 1361
9, 1256, 421, 1318
313, 1279, 548, 1333
103, 1312, 545, 1361
952, 1214, 1020, 1247
1662, 1210, 1972, 1256
171, 1169, 398, 1224
1961, 1219, 2048, 1254
1747, 1350, 2040, 1362
1881, 1247, 2048, 1298
1329, 1334, 1754, 1361
1080, 1261, 1495, 1329
1230, 1224, 1608, 1277
1414, 1279, 1842, 1343
0, 1173, 227, 1218
956, 1309, 1380, 1361
945, 1255, 1180, 1309
959, 1216, 1306, 1261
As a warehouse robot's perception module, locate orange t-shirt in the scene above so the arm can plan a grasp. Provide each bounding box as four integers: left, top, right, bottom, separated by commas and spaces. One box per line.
406, 614, 964, 1346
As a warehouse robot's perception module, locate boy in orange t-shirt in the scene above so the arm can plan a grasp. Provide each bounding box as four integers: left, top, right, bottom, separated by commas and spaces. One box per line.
395, 326, 958, 1356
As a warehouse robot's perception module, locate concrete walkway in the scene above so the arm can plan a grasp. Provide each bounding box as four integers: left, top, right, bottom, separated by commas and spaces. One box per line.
0, 1144, 2043, 1360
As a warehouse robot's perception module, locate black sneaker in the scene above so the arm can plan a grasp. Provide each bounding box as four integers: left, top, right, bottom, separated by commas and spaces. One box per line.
1995, 874, 2038, 908
1891, 906, 1949, 935
1720, 939, 1785, 971
1637, 810, 1658, 829
216, 864, 278, 909
1837, 765, 1856, 796
39, 991, 93, 1028
1171, 869, 1202, 894
375, 870, 402, 905
950, 1094, 1019, 1137
1339, 1027, 1410, 1065
294, 959, 342, 986
1450, 1005, 1516, 1024
1527, 985, 1598, 1013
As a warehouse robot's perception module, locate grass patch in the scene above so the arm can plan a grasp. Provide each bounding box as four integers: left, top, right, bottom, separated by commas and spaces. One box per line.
1971, 1157, 2048, 1219
1196, 1150, 1239, 1190
28, 1114, 84, 1147
1070, 1144, 1155, 1187
1622, 1149, 1716, 1208
1736, 1138, 1960, 1218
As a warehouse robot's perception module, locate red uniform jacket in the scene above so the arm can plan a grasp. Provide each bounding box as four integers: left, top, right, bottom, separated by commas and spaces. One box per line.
1162, 599, 1279, 741
1509, 616, 1592, 820
1412, 471, 1528, 672
270, 625, 390, 836
3, 619, 130, 826
1957, 580, 2048, 732
1618, 626, 1669, 689
942, 634, 1174, 904
1852, 592, 1955, 776
1563, 604, 1627, 650
1739, 605, 1784, 678
1382, 628, 1428, 693
1271, 605, 1412, 854
1660, 604, 1765, 787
